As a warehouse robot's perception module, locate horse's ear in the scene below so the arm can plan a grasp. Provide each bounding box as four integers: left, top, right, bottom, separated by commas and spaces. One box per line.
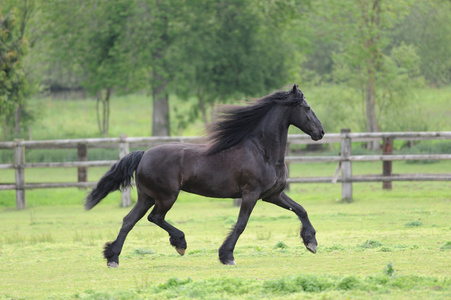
292, 84, 297, 94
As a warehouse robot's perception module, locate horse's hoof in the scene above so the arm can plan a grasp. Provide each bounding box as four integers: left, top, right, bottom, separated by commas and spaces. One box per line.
222, 260, 236, 265
107, 261, 119, 268
176, 247, 186, 256
306, 243, 317, 254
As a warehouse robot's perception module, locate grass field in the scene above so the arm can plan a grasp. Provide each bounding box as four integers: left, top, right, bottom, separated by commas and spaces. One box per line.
1, 169, 450, 298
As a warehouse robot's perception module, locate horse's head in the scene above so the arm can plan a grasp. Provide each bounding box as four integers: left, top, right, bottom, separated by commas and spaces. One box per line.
288, 85, 324, 141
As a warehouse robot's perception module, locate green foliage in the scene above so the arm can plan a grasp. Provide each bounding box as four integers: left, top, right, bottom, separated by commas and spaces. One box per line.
393, 1, 451, 85
70, 273, 449, 298
173, 0, 308, 125
43, 0, 137, 94
298, 0, 432, 135
274, 241, 288, 249
336, 276, 361, 290
376, 43, 425, 131
330, 28, 424, 132
263, 275, 333, 293
156, 277, 193, 291
0, 7, 30, 139
42, 0, 141, 136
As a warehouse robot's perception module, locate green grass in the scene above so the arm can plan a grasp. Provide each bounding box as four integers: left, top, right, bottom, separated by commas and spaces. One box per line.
0, 180, 450, 299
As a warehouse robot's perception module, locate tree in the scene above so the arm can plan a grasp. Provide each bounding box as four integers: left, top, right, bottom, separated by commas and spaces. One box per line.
128, 0, 186, 136
308, 0, 418, 148
175, 0, 307, 126
393, 0, 451, 86
40, 0, 311, 137
0, 6, 29, 139
43, 0, 137, 136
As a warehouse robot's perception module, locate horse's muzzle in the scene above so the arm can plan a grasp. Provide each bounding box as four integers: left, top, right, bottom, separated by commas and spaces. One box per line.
311, 130, 325, 141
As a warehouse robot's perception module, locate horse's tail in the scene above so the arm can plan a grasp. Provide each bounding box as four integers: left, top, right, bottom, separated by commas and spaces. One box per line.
84, 150, 145, 210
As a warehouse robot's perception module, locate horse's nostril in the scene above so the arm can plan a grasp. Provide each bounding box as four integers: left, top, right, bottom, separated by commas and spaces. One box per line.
321, 130, 325, 135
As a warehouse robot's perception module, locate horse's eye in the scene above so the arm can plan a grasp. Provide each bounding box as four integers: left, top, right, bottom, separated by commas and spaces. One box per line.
305, 106, 310, 111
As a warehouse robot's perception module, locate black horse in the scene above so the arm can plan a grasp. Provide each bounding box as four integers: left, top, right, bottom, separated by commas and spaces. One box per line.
85, 84, 324, 267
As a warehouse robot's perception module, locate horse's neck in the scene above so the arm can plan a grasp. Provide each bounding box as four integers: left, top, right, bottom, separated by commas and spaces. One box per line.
257, 106, 290, 164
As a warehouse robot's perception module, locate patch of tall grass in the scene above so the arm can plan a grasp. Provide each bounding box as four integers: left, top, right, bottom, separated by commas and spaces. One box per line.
72, 272, 449, 299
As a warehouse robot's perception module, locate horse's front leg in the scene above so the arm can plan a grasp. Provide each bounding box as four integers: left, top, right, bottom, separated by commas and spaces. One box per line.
219, 191, 259, 265
263, 191, 317, 253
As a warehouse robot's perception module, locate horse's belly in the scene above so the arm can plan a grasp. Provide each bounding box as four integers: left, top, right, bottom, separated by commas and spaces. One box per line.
182, 186, 241, 199
181, 174, 241, 198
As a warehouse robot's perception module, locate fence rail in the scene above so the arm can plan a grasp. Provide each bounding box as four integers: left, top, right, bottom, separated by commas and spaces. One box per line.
1, 130, 450, 209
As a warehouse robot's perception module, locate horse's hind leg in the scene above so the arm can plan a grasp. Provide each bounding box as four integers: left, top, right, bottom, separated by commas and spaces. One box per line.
147, 194, 187, 255
104, 190, 154, 268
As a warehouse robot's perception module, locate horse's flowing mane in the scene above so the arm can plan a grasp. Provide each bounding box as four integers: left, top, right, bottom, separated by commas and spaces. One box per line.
205, 90, 301, 155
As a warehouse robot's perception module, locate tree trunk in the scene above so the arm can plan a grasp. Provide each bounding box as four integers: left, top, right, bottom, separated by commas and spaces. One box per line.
15, 104, 22, 137
96, 89, 111, 137
150, 1, 170, 137
364, 0, 381, 150
152, 83, 170, 136
96, 95, 102, 134
365, 73, 379, 150
104, 88, 111, 137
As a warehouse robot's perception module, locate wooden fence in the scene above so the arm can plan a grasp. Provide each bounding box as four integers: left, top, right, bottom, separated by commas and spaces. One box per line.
1, 130, 450, 209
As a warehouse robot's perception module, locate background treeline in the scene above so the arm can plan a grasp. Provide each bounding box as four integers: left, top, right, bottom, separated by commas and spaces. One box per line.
1, 0, 450, 143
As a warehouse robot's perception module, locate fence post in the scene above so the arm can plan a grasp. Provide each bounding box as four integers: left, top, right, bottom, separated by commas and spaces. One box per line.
340, 129, 352, 202
77, 143, 88, 185
382, 137, 393, 190
119, 135, 131, 207
14, 139, 26, 209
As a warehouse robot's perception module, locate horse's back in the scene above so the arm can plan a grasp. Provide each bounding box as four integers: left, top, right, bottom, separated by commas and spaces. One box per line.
135, 143, 202, 197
